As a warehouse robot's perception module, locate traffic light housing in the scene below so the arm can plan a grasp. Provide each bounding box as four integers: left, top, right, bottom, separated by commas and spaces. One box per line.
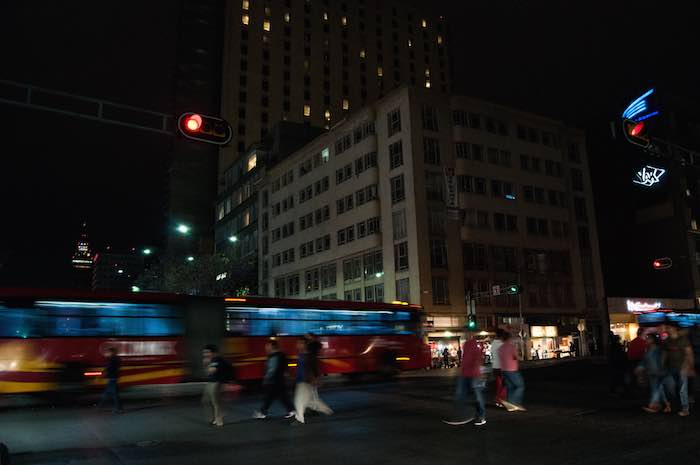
623, 118, 650, 148
177, 112, 232, 146
505, 284, 521, 295
467, 315, 477, 330
652, 257, 672, 270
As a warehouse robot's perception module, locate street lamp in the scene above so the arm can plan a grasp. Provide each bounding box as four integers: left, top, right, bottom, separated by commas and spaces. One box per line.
186, 256, 195, 262
229, 235, 238, 243
131, 285, 141, 292
176, 224, 191, 234
142, 248, 152, 255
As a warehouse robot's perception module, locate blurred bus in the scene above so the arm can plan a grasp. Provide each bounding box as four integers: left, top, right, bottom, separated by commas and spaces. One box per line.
0, 289, 429, 394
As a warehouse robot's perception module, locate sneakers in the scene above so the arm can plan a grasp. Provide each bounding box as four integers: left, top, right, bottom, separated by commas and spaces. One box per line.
474, 418, 487, 426
678, 409, 690, 417
252, 411, 267, 419
284, 411, 297, 419
442, 417, 474, 426
642, 406, 660, 414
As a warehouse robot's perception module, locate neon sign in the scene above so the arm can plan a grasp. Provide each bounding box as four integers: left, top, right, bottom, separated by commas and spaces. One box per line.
633, 165, 666, 187
626, 299, 662, 313
622, 88, 659, 122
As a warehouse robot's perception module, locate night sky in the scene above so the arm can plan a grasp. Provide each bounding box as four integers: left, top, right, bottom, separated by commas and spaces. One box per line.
1, 0, 698, 288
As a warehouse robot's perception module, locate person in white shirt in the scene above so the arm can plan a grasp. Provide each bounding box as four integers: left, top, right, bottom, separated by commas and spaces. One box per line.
491, 329, 506, 407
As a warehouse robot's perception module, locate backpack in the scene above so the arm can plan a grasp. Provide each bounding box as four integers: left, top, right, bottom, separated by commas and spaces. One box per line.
219, 358, 235, 383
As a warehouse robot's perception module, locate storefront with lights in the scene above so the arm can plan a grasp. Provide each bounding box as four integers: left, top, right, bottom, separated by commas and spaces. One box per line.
607, 297, 696, 341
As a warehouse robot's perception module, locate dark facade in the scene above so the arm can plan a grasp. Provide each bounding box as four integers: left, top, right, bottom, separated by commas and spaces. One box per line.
92, 253, 145, 291
166, 0, 226, 258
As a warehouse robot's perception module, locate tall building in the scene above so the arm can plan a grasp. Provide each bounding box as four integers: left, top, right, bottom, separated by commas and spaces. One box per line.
214, 121, 323, 293
71, 223, 93, 271
219, 0, 451, 178
166, 0, 226, 257
256, 86, 606, 358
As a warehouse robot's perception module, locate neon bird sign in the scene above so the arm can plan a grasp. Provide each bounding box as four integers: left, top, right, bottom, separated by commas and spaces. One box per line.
633, 165, 666, 187
622, 88, 659, 122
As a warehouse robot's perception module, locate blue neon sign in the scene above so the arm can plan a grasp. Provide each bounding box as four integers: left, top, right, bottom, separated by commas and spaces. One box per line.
622, 88, 659, 122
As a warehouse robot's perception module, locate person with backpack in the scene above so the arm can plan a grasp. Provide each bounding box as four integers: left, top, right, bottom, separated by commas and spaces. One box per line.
202, 344, 231, 427
253, 339, 296, 419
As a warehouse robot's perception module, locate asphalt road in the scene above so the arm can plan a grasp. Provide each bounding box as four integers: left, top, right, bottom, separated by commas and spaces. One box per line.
2, 360, 698, 465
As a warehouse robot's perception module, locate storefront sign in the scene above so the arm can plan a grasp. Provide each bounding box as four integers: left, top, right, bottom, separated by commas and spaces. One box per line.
626, 299, 662, 313
443, 168, 458, 208
530, 326, 558, 338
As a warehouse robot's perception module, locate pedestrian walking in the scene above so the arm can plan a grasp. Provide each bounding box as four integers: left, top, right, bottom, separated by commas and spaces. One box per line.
456, 346, 463, 366
626, 328, 648, 395
444, 332, 486, 426
442, 347, 450, 368
499, 332, 526, 412
662, 325, 695, 416
97, 347, 122, 413
638, 333, 671, 413
294, 337, 333, 424
253, 340, 295, 419
491, 329, 507, 407
202, 344, 230, 427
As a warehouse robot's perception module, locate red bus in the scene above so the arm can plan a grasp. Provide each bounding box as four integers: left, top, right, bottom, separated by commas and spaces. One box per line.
0, 289, 430, 394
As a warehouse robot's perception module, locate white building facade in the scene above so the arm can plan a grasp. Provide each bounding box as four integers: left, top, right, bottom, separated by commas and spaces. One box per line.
257, 86, 606, 354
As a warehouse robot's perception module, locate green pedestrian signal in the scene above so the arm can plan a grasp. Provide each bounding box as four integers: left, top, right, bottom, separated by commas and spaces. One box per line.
467, 315, 477, 330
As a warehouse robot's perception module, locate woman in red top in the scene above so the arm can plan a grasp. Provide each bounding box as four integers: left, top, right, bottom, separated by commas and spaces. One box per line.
446, 333, 487, 426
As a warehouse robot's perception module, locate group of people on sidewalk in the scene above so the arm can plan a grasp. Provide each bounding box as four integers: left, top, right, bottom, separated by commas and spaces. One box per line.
449, 329, 526, 427
615, 324, 696, 416
201, 334, 333, 427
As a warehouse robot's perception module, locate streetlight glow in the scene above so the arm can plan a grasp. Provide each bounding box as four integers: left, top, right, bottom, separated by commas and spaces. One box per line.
131, 286, 141, 292
229, 235, 238, 243
176, 224, 191, 234
142, 248, 152, 255
186, 256, 195, 262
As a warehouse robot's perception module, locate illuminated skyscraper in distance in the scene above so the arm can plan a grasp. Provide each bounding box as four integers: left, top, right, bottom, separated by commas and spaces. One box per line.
71, 222, 93, 270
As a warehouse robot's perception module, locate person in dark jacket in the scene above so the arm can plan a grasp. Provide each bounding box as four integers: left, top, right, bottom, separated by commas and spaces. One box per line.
253, 340, 295, 419
98, 347, 122, 413
202, 344, 227, 426
609, 334, 629, 396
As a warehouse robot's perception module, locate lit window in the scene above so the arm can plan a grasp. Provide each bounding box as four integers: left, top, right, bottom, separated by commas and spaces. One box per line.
324, 109, 331, 120
437, 35, 443, 45
342, 98, 349, 110
304, 59, 310, 70
263, 19, 271, 31
425, 68, 430, 77
242, 0, 249, 10
284, 12, 290, 22
304, 104, 311, 117
425, 80, 431, 88
247, 153, 257, 171
407, 39, 412, 48
323, 12, 329, 21
265, 6, 271, 16
377, 66, 383, 77
421, 19, 427, 28
359, 49, 366, 58
242, 14, 249, 26
321, 147, 330, 162
341, 16, 348, 26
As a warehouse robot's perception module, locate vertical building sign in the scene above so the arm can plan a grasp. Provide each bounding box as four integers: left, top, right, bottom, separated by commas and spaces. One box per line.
444, 167, 460, 220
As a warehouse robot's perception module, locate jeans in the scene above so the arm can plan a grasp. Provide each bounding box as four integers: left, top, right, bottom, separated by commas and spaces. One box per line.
648, 375, 668, 405
456, 377, 486, 419
99, 378, 121, 412
202, 382, 223, 422
667, 370, 689, 410
502, 371, 525, 406
261, 383, 294, 415
494, 370, 507, 404
294, 382, 333, 423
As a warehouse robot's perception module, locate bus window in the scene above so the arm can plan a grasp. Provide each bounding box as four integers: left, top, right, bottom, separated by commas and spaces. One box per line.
0, 305, 43, 338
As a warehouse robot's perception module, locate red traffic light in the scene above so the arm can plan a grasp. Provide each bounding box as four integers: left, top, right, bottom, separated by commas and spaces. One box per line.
177, 112, 232, 146
623, 118, 650, 148
184, 113, 203, 132
652, 257, 672, 270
